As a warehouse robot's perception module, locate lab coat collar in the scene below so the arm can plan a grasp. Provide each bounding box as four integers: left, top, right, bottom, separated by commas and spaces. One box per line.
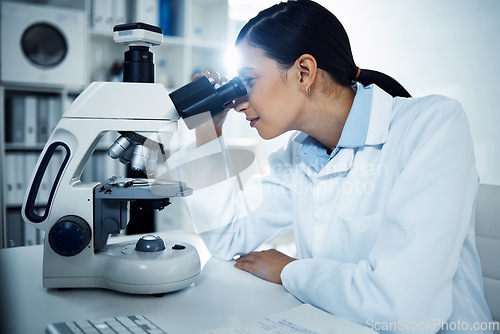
362, 84, 393, 146
293, 84, 393, 178
338, 83, 392, 147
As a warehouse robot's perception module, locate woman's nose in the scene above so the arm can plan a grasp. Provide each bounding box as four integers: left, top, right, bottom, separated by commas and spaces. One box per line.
234, 96, 250, 113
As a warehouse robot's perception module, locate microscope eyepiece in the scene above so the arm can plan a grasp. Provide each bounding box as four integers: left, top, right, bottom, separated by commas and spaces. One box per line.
215, 77, 247, 106
169, 76, 248, 129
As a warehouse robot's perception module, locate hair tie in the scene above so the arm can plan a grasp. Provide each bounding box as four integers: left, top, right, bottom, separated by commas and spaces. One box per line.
354, 67, 361, 81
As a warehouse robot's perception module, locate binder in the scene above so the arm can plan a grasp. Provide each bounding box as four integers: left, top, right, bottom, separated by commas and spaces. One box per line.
37, 96, 49, 143
5, 153, 16, 205
133, 0, 159, 25
6, 210, 23, 247
6, 95, 25, 143
48, 96, 62, 135
113, 0, 127, 26
91, 0, 113, 34
14, 152, 25, 204
24, 95, 38, 145
159, 0, 171, 36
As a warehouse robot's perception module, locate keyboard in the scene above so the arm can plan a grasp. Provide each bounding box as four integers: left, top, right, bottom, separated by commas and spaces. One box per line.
46, 315, 167, 334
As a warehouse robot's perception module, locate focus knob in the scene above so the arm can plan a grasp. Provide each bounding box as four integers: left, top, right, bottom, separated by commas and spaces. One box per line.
135, 235, 166, 252
49, 215, 91, 257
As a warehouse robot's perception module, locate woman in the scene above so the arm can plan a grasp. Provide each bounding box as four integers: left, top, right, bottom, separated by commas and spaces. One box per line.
173, 0, 492, 332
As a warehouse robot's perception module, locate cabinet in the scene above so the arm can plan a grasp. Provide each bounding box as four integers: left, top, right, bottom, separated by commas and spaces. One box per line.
0, 0, 229, 248
0, 86, 98, 247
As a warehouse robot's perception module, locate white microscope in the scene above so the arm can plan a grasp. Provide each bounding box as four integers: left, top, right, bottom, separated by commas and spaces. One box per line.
21, 23, 246, 295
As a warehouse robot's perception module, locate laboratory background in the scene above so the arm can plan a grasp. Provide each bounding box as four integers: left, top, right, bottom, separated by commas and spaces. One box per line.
0, 0, 499, 249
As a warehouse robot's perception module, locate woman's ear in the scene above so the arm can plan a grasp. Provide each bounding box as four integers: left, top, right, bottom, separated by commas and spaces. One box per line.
295, 54, 317, 93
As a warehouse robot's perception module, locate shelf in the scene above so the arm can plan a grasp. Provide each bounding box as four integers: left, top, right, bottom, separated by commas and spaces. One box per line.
162, 35, 187, 46
4, 144, 47, 152
5, 202, 45, 209
188, 39, 227, 50
0, 83, 82, 95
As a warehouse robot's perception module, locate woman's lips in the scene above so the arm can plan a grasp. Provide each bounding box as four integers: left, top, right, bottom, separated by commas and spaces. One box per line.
247, 117, 260, 127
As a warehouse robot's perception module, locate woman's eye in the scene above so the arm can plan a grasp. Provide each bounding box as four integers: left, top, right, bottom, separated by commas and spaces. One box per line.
243, 78, 254, 88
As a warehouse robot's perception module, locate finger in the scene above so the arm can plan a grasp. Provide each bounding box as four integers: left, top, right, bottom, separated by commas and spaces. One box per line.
234, 252, 257, 264
234, 258, 256, 273
210, 71, 221, 83
192, 70, 210, 80
212, 72, 227, 89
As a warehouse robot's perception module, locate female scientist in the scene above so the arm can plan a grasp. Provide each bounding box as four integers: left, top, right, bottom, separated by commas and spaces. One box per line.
172, 0, 492, 332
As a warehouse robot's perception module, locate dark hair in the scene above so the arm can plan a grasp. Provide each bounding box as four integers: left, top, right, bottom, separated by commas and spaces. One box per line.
236, 0, 411, 98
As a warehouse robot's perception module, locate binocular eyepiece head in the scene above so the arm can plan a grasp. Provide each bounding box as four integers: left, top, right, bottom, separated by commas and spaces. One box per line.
169, 76, 247, 129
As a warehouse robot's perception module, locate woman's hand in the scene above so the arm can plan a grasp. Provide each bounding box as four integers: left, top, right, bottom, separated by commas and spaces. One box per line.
192, 71, 232, 147
234, 249, 297, 284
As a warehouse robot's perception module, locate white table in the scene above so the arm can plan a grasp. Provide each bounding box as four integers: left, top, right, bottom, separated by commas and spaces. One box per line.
0, 231, 375, 334
0, 231, 303, 333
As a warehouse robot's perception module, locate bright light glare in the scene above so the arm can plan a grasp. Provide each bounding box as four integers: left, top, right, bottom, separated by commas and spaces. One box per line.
225, 46, 240, 77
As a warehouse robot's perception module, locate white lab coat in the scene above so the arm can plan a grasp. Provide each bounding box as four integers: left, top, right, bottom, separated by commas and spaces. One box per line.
169, 84, 492, 333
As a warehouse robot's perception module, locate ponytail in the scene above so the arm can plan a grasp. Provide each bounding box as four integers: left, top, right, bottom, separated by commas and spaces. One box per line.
236, 0, 411, 98
356, 68, 412, 98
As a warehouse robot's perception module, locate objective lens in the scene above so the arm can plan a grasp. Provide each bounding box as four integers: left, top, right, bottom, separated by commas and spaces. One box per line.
131, 145, 150, 172
108, 136, 133, 159
118, 144, 135, 164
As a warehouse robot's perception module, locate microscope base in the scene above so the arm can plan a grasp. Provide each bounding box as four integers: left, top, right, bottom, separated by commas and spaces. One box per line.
43, 239, 201, 295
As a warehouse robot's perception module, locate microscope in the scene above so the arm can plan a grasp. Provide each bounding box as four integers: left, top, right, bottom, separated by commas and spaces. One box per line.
21, 23, 246, 295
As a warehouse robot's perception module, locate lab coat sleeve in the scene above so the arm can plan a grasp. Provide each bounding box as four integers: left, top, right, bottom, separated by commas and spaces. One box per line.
281, 97, 479, 331
168, 136, 295, 260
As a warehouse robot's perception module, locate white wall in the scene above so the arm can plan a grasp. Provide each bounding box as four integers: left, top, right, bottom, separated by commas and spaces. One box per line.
328, 0, 500, 185
226, 0, 500, 185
